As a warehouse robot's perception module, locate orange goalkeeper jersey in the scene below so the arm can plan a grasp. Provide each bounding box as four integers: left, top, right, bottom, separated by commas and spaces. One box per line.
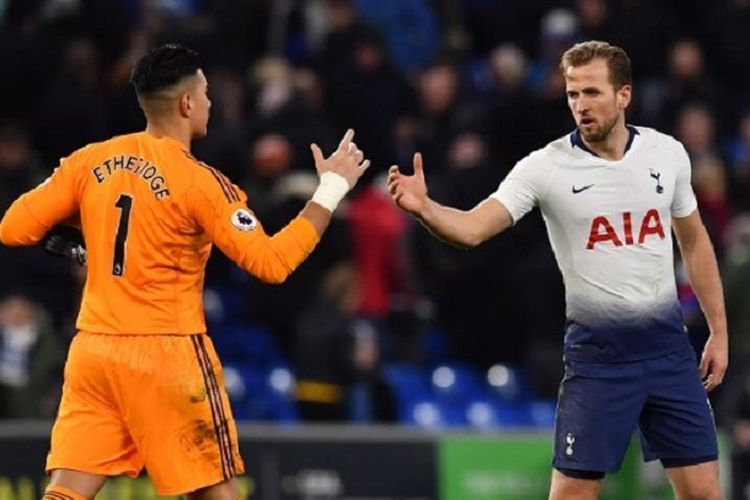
0, 132, 320, 334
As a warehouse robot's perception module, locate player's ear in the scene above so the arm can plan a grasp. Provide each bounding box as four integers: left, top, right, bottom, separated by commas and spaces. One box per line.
179, 93, 193, 118
617, 84, 632, 110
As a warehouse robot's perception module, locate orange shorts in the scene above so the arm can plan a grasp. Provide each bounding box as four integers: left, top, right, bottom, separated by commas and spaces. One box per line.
46, 331, 244, 496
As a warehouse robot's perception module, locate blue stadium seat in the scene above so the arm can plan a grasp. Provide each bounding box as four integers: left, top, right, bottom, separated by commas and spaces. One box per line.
223, 363, 299, 423
401, 398, 469, 428
203, 284, 245, 325
485, 363, 527, 403
430, 363, 484, 403
212, 323, 284, 367
382, 363, 432, 401
262, 365, 299, 423
465, 398, 531, 429
420, 328, 452, 365
526, 399, 557, 428
222, 364, 250, 419
382, 363, 433, 422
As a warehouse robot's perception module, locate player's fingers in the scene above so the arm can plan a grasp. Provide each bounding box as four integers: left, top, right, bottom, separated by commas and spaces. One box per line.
359, 159, 371, 171
338, 128, 355, 150
389, 165, 400, 175
413, 152, 424, 179
310, 143, 325, 165
699, 355, 709, 379
713, 365, 727, 387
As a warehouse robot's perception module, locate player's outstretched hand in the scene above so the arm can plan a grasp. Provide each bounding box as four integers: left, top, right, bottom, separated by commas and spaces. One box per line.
44, 225, 87, 266
310, 129, 370, 189
388, 152, 427, 217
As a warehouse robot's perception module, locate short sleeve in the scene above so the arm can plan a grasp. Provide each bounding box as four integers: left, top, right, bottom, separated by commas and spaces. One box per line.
671, 144, 698, 218
489, 153, 551, 224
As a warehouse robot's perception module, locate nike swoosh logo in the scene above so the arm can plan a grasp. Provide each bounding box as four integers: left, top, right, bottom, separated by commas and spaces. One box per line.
572, 184, 594, 194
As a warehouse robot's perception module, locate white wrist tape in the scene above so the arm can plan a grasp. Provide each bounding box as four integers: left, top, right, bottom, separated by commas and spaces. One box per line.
311, 171, 350, 212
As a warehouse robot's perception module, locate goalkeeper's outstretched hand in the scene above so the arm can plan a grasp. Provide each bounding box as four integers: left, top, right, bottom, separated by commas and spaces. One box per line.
44, 225, 87, 266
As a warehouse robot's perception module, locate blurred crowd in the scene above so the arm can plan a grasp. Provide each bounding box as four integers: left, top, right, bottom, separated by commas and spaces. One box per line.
2, 0, 750, 492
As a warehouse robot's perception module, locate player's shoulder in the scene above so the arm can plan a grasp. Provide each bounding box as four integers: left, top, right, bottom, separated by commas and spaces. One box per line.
181, 152, 242, 204
631, 126, 685, 152
67, 133, 143, 162
84, 132, 144, 152
513, 133, 572, 171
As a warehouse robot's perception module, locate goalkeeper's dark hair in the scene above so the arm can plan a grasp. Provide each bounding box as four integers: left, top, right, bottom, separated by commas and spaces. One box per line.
130, 44, 201, 96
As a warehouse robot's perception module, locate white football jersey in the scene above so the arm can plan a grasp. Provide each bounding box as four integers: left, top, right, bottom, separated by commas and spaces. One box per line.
491, 126, 697, 362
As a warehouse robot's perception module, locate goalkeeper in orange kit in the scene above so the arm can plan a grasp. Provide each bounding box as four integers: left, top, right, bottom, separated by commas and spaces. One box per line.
0, 44, 369, 500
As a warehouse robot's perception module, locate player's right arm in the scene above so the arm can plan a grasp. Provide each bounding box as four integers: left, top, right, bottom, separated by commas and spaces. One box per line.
387, 152, 513, 248
0, 150, 83, 247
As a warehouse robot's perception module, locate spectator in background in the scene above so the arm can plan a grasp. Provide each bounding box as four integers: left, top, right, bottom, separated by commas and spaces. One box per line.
692, 155, 732, 257
294, 263, 360, 421
530, 10, 580, 140
528, 8, 580, 92
459, 0, 542, 57
575, 0, 612, 42
294, 262, 395, 423
411, 131, 523, 368
322, 26, 413, 176
241, 132, 354, 356
674, 102, 719, 161
31, 37, 111, 165
193, 69, 248, 181
0, 1, 59, 123
639, 40, 722, 132
726, 110, 750, 210
732, 381, 750, 500
485, 44, 541, 167
243, 133, 297, 217
606, 0, 677, 79
0, 123, 46, 212
0, 124, 77, 328
348, 173, 412, 358
723, 215, 750, 388
355, 0, 439, 74
247, 57, 336, 173
0, 295, 64, 419
294, 263, 396, 422
694, 0, 750, 98
317, 0, 364, 71
415, 61, 485, 173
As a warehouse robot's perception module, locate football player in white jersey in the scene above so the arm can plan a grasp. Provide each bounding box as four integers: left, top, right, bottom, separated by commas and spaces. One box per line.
388, 41, 727, 500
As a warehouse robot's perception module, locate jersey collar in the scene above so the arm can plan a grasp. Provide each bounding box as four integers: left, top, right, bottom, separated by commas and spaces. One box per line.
569, 125, 640, 158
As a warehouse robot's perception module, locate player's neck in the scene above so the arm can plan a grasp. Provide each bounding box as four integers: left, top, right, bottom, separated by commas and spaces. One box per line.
582, 121, 629, 161
145, 121, 192, 151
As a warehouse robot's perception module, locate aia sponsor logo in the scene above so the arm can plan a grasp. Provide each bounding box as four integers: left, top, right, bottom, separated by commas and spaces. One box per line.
586, 209, 665, 249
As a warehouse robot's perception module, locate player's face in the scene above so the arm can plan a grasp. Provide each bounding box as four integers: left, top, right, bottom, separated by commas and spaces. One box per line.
189, 69, 211, 138
564, 58, 631, 143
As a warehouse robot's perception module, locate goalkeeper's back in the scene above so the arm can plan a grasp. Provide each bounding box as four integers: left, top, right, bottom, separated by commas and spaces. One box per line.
0, 131, 320, 335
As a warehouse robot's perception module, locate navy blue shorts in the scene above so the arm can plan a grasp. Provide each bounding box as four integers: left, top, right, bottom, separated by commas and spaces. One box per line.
552, 347, 718, 474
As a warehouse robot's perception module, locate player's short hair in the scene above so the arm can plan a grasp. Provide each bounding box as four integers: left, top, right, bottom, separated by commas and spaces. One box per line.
130, 44, 201, 96
560, 41, 632, 89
